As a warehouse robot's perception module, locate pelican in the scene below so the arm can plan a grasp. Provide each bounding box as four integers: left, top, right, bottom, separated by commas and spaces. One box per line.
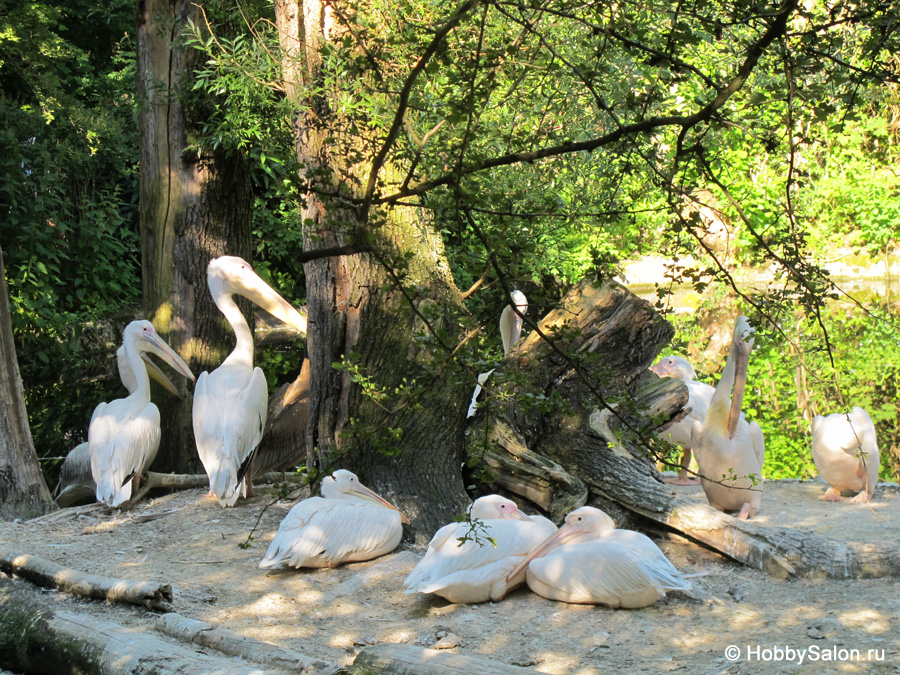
56, 345, 182, 506
404, 495, 556, 603
259, 469, 409, 569
89, 321, 195, 507
193, 255, 307, 507
690, 316, 765, 519
811, 407, 880, 503
499, 290, 527, 355
650, 355, 715, 485
505, 506, 691, 607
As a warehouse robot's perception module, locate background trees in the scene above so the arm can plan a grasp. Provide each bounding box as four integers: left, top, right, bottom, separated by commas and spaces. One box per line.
2, 0, 899, 513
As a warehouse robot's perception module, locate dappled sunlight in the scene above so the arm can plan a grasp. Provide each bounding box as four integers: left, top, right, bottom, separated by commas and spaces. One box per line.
837, 608, 892, 634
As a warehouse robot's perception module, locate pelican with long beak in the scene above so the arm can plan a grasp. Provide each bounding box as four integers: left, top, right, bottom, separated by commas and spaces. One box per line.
193, 255, 307, 507
89, 320, 195, 507
690, 316, 765, 519
259, 469, 409, 569
504, 506, 691, 607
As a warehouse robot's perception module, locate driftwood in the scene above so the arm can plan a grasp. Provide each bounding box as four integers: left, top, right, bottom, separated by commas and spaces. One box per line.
0, 577, 266, 675
155, 612, 337, 675
351, 644, 535, 675
0, 548, 173, 610
470, 279, 900, 580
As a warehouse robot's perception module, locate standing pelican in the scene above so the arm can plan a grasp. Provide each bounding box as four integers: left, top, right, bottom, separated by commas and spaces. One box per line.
506, 506, 691, 607
650, 355, 715, 485
811, 407, 880, 503
56, 344, 182, 506
499, 290, 527, 355
89, 321, 195, 507
690, 316, 765, 519
404, 495, 556, 603
193, 256, 307, 507
259, 469, 409, 569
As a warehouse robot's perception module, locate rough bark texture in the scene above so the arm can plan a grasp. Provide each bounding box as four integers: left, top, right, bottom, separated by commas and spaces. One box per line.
470, 280, 900, 579
137, 0, 253, 473
275, 0, 470, 532
155, 613, 337, 674
0, 245, 54, 520
0, 549, 173, 610
0, 578, 267, 675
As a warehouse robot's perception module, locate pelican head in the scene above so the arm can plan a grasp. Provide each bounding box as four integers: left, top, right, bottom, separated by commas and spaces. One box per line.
469, 494, 531, 521
650, 355, 697, 382
510, 289, 527, 314
504, 506, 616, 583
208, 256, 307, 333
322, 469, 411, 525
123, 321, 195, 383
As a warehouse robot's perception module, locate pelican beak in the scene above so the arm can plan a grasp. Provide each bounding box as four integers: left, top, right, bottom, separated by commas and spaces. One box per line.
726, 323, 755, 438
350, 484, 411, 525
141, 353, 182, 397
236, 271, 308, 334
504, 522, 578, 584
142, 332, 195, 383
502, 508, 532, 522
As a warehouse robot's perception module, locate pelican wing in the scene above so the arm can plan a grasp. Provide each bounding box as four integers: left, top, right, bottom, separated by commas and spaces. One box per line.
194, 366, 268, 506
527, 541, 665, 608
260, 498, 402, 569
89, 399, 161, 507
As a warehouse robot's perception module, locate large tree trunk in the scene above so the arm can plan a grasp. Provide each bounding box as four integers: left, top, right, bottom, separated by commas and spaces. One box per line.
471, 280, 900, 579
275, 0, 471, 531
137, 0, 253, 474
0, 245, 54, 520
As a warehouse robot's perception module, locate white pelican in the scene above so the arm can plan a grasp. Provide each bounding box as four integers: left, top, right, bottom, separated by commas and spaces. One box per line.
404, 494, 556, 603
259, 469, 409, 569
506, 506, 691, 607
56, 345, 182, 506
690, 316, 765, 519
499, 290, 527, 355
89, 321, 194, 507
650, 355, 715, 485
811, 407, 880, 503
193, 255, 307, 507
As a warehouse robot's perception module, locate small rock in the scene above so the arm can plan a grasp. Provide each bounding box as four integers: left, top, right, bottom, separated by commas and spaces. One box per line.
727, 586, 745, 603
432, 633, 463, 649
352, 637, 376, 646
807, 627, 826, 640
511, 657, 537, 667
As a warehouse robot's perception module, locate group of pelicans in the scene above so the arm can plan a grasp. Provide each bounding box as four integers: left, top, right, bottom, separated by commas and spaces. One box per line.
56, 262, 882, 608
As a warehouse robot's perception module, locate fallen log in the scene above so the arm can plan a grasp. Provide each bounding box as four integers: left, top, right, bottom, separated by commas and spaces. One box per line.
0, 548, 173, 610
351, 643, 535, 675
155, 612, 337, 675
470, 280, 900, 580
0, 577, 272, 675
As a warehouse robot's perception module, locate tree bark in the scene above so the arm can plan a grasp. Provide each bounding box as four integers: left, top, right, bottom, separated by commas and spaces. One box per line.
0, 578, 269, 675
471, 279, 900, 579
137, 0, 253, 474
352, 644, 535, 675
0, 244, 54, 520
274, 0, 471, 531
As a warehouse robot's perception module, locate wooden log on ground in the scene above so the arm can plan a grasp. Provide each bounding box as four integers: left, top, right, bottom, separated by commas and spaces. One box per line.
155, 612, 337, 675
0, 548, 173, 610
471, 279, 900, 579
351, 643, 535, 675
0, 577, 272, 675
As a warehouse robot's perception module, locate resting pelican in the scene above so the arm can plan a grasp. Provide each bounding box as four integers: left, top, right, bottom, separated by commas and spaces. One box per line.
56, 345, 182, 506
499, 290, 527, 355
506, 506, 691, 607
811, 407, 880, 503
193, 256, 307, 507
259, 469, 409, 569
690, 316, 765, 519
404, 495, 556, 603
89, 321, 194, 507
650, 356, 715, 485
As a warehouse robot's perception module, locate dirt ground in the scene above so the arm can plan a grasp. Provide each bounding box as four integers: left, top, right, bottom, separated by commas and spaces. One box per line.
1, 479, 898, 674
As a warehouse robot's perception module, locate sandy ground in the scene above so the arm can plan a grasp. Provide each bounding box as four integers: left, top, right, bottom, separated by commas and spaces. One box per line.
1, 479, 898, 674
